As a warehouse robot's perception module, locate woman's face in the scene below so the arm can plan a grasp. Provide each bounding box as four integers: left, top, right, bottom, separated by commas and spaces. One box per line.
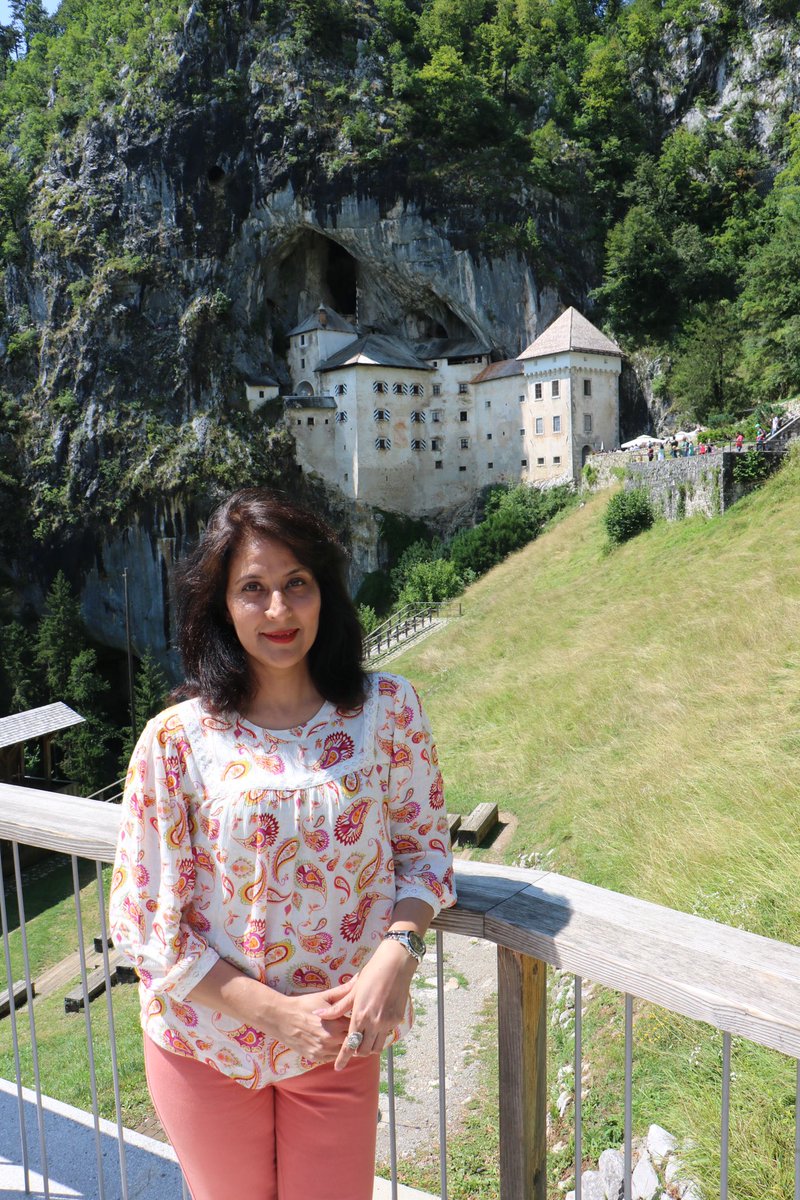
225, 534, 321, 686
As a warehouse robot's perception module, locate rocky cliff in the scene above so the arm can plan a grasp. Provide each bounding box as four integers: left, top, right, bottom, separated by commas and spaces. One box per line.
0, 0, 797, 661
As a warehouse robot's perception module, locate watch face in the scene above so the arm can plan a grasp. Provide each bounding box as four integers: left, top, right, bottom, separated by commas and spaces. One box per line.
407, 932, 426, 958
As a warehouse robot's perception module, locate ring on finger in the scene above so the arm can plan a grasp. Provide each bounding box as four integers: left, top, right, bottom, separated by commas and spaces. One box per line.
346, 1030, 364, 1051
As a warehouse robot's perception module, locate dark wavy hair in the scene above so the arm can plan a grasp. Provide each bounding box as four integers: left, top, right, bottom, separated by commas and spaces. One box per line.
174, 488, 367, 714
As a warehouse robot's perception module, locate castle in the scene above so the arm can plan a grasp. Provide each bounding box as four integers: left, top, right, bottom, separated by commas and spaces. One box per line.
246, 306, 622, 516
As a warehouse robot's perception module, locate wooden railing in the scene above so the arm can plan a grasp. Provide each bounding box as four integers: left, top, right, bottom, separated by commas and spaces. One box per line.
2, 784, 800, 1199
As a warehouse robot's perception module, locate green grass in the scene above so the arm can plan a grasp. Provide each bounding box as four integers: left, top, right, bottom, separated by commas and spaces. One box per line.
3, 453, 800, 1194
393, 447, 800, 1198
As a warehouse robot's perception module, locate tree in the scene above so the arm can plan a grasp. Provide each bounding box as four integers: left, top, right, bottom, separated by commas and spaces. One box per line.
739, 194, 800, 402
35, 572, 85, 699
120, 647, 169, 763
668, 301, 744, 423
59, 647, 113, 793
593, 205, 682, 341
397, 559, 464, 607
0, 620, 39, 714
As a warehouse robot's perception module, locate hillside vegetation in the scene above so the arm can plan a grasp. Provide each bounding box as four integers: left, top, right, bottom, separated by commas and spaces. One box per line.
396, 451, 800, 1197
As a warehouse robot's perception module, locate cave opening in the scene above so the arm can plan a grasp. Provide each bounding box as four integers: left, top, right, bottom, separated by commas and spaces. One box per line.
326, 241, 357, 317
272, 231, 360, 327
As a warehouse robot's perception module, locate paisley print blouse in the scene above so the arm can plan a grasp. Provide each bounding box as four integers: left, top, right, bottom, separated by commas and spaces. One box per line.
109, 672, 456, 1089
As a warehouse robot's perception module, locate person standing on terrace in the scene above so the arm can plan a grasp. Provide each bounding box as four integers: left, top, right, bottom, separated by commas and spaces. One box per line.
109, 488, 455, 1200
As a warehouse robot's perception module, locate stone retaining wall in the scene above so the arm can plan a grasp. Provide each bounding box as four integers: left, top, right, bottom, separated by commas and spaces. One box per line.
584, 450, 784, 520
624, 453, 724, 519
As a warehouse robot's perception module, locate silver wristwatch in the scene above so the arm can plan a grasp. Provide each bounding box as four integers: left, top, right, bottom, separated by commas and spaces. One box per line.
383, 929, 426, 965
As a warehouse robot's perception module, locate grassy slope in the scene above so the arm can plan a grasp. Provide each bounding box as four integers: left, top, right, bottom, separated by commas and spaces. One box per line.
395, 451, 800, 1198
402, 456, 800, 935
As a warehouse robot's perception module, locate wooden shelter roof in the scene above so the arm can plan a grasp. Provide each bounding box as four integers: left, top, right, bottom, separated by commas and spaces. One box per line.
0, 703, 85, 751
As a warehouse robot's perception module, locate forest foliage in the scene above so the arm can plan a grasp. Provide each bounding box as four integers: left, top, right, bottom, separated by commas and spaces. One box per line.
0, 0, 799, 443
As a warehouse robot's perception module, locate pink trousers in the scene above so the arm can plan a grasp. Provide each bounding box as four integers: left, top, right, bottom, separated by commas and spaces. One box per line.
144, 1038, 381, 1200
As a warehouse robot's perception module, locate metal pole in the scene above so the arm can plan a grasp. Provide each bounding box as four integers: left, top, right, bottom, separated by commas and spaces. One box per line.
122, 569, 136, 746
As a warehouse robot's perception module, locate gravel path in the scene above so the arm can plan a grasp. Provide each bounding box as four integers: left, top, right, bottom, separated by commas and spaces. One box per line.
376, 934, 498, 1164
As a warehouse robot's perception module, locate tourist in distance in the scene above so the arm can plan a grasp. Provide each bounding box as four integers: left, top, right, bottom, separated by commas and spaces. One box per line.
735, 431, 744, 452
771, 414, 780, 436
109, 488, 455, 1200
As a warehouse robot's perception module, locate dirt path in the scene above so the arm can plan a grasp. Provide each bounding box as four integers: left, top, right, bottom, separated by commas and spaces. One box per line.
376, 934, 498, 1165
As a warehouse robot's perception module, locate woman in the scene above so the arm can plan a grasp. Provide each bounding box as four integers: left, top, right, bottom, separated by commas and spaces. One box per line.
109, 488, 456, 1200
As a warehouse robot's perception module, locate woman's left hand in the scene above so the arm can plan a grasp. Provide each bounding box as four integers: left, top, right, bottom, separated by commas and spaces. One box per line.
317, 938, 418, 1071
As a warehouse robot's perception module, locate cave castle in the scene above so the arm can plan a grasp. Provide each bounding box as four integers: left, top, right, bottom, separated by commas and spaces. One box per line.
245, 305, 622, 517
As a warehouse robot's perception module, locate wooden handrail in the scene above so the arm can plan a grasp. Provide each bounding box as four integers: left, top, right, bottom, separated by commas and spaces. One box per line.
3, 783, 800, 1200
2, 784, 799, 1059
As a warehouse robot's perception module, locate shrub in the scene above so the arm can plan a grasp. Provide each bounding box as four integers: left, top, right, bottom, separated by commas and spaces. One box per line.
397, 559, 463, 607
357, 604, 380, 637
582, 463, 599, 487
604, 489, 655, 544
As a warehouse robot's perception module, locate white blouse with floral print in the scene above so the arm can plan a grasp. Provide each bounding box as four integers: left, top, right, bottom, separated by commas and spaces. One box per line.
109, 672, 456, 1089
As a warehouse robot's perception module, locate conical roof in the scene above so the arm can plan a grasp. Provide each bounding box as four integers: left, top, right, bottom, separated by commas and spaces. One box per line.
518, 308, 621, 360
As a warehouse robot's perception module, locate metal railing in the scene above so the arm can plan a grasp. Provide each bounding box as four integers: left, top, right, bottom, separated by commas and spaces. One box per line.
2, 785, 800, 1199
364, 602, 459, 662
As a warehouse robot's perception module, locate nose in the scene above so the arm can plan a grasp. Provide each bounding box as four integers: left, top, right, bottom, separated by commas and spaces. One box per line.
265, 588, 290, 619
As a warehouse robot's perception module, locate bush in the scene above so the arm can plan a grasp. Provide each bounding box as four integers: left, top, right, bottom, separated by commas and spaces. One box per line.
357, 604, 380, 637
604, 489, 655, 544
397, 559, 463, 607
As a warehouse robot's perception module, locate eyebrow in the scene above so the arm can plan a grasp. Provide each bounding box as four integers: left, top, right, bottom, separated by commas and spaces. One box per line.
231, 565, 313, 585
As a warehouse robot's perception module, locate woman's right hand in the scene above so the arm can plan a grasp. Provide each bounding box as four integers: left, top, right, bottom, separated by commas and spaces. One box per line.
267, 980, 355, 1063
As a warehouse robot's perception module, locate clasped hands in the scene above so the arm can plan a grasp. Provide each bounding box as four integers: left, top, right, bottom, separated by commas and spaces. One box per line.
277, 937, 417, 1071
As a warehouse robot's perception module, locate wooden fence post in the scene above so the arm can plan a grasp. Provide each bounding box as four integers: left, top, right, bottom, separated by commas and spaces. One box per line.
498, 946, 547, 1200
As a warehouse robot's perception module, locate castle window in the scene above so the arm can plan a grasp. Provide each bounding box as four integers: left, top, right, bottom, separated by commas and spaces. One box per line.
535, 417, 544, 434
553, 415, 561, 433
376, 437, 391, 450
553, 455, 561, 464
373, 409, 391, 422
411, 439, 427, 451
372, 380, 388, 394
307, 417, 315, 426
519, 394, 525, 403
335, 411, 348, 423
300, 334, 305, 346
459, 465, 467, 472
521, 458, 528, 467
487, 462, 493, 469
460, 437, 469, 450
435, 460, 443, 470
537, 457, 545, 465
583, 413, 592, 433
486, 433, 492, 441
534, 383, 542, 400
392, 382, 408, 396
583, 378, 592, 397
259, 390, 265, 399
519, 428, 525, 436
485, 400, 491, 409
459, 411, 468, 422
432, 384, 441, 396
301, 358, 305, 369
431, 409, 442, 422
551, 380, 560, 397
458, 383, 468, 395
409, 383, 424, 396
411, 410, 426, 423
333, 382, 347, 396
430, 438, 442, 451
296, 419, 301, 426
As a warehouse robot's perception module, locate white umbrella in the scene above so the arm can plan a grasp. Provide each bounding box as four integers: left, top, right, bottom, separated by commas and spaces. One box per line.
621, 434, 659, 449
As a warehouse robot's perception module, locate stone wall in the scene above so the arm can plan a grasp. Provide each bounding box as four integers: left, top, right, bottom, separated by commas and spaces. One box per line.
624, 453, 724, 519
583, 450, 786, 521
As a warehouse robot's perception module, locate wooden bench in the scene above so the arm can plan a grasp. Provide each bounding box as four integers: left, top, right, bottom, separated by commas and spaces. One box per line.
458, 802, 498, 847
64, 960, 118, 1013
447, 812, 462, 840
0, 980, 31, 1019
